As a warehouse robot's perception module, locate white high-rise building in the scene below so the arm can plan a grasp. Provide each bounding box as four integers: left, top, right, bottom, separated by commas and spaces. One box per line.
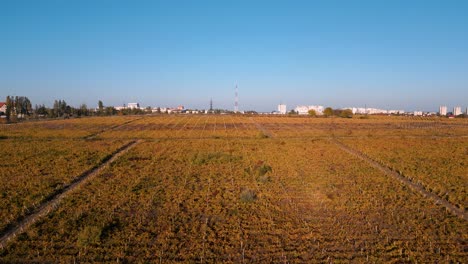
278, 104, 287, 114
439, 106, 447, 116
454, 106, 462, 116
127, 103, 140, 109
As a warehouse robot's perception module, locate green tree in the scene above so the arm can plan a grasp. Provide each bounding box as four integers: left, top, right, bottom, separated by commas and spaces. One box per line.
288, 109, 298, 115
79, 104, 89, 116
323, 107, 333, 117
52, 99, 69, 117
15, 96, 21, 118
98, 100, 104, 115
52, 100, 59, 117
25, 98, 32, 116
12, 96, 31, 118
5, 96, 11, 122
308, 109, 317, 117
105, 106, 116, 116
9, 96, 18, 122
35, 104, 48, 117
65, 105, 72, 116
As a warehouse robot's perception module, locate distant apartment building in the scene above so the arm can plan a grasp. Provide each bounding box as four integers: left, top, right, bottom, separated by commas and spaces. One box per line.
294, 105, 324, 115
439, 106, 447, 116
127, 103, 140, 109
349, 107, 403, 115
278, 104, 287, 114
151, 107, 161, 113
294, 106, 309, 115
167, 108, 180, 114
454, 106, 462, 116
387, 109, 405, 115
413, 111, 423, 116
351, 107, 380, 114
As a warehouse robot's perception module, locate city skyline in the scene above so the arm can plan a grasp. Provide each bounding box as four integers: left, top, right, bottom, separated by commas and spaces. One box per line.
1, 1, 467, 112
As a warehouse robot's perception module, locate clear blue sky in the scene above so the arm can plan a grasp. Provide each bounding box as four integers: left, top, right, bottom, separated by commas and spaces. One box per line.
1, 0, 467, 111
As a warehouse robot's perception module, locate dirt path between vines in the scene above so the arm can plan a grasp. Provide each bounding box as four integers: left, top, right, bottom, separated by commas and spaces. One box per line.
249, 117, 274, 138
83, 117, 145, 139
331, 138, 467, 220
0, 140, 140, 249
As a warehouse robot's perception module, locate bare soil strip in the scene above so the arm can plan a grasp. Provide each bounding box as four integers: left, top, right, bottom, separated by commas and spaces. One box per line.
83, 117, 144, 139
249, 117, 274, 138
0, 140, 140, 249
331, 138, 467, 220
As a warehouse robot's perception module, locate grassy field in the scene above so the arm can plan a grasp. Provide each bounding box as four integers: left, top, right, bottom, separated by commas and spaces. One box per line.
0, 115, 466, 262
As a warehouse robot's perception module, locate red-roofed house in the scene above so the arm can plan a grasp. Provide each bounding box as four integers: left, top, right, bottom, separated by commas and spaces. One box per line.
0, 102, 6, 114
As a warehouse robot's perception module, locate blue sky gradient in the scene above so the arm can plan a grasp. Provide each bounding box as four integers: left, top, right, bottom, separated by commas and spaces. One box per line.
1, 0, 467, 111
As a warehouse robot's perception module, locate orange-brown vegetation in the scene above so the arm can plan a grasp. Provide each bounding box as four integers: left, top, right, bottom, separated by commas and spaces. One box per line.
0, 115, 466, 262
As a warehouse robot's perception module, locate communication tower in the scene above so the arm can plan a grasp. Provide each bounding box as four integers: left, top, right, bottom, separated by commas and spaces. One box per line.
234, 84, 239, 113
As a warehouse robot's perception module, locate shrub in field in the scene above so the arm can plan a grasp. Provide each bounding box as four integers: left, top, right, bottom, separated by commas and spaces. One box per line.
77, 226, 102, 247
256, 131, 269, 139
240, 188, 257, 203
0, 135, 7, 140
245, 161, 273, 182
340, 109, 353, 118
254, 161, 272, 177
255, 164, 272, 177
257, 174, 271, 183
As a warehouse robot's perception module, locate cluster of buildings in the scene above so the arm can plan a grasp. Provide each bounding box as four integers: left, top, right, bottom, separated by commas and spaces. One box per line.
439, 106, 466, 117
274, 103, 467, 117
155, 105, 186, 114
113, 103, 213, 114
295, 105, 325, 115
275, 104, 404, 116
114, 103, 141, 111
114, 103, 188, 114
346, 107, 405, 115
276, 104, 325, 115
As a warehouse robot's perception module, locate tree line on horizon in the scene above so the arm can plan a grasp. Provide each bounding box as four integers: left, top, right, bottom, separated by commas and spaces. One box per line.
0, 96, 147, 123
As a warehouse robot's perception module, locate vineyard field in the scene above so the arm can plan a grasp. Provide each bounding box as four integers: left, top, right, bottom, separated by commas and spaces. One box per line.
0, 139, 128, 233
0, 116, 140, 139
0, 115, 466, 262
340, 137, 468, 210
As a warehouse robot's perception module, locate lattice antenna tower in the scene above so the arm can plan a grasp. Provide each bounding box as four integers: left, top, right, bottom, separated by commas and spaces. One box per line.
210, 98, 213, 111
234, 84, 239, 113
